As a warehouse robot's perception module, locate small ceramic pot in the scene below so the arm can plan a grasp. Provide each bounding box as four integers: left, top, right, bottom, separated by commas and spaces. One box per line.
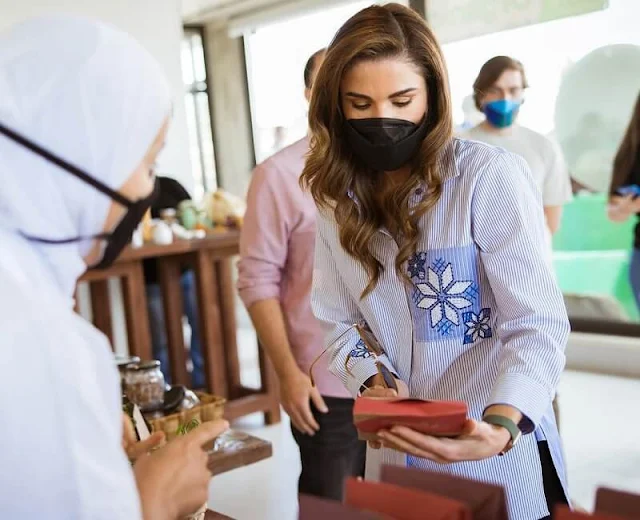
152, 221, 174, 245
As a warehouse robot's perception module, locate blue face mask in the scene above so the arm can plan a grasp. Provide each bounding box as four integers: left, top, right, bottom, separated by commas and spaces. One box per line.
483, 99, 520, 128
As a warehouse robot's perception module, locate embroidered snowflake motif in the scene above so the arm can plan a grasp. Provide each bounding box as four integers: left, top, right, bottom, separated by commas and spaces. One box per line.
463, 308, 493, 345
348, 339, 372, 359
407, 252, 428, 280
416, 261, 474, 332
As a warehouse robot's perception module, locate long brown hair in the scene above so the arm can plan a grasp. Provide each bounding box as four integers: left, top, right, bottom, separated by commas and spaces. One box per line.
610, 91, 640, 195
300, 3, 452, 298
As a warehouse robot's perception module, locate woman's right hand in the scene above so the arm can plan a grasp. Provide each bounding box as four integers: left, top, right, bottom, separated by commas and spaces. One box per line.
361, 373, 409, 449
134, 419, 229, 520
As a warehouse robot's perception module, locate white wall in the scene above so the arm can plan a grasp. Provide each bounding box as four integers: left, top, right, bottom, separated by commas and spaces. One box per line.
0, 0, 193, 192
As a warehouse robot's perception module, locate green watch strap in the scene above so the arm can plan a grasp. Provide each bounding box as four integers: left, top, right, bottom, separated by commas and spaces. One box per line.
483, 414, 521, 446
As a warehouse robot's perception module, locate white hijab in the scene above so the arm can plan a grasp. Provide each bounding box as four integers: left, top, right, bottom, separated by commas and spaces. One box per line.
0, 15, 171, 297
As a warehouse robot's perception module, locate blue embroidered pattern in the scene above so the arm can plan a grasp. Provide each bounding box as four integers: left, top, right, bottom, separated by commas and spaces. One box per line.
463, 308, 493, 344
407, 246, 494, 343
348, 338, 372, 359
407, 252, 428, 280
414, 259, 475, 335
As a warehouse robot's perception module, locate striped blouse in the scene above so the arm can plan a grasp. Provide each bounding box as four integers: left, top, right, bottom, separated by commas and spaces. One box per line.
311, 138, 570, 520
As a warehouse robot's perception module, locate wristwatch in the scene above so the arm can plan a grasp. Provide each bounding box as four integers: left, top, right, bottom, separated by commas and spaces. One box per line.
483, 414, 522, 456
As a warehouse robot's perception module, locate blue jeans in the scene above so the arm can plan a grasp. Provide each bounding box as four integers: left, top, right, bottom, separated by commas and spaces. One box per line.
146, 270, 205, 388
631, 248, 640, 312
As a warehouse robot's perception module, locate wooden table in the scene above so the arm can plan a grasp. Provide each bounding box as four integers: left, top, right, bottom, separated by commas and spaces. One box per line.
78, 231, 280, 424
204, 430, 273, 520
207, 430, 273, 476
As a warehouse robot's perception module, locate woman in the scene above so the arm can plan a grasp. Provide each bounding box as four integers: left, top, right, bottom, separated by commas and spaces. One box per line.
301, 4, 569, 520
607, 92, 640, 311
0, 16, 227, 519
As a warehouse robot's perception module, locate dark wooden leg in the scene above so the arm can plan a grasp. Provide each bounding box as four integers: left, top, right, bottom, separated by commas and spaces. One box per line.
194, 250, 228, 397
121, 262, 153, 361
158, 258, 189, 386
258, 340, 281, 425
215, 259, 242, 398
90, 280, 114, 347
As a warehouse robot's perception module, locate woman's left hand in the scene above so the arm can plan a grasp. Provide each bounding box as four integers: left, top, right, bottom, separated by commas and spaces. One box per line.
378, 419, 511, 464
122, 413, 166, 462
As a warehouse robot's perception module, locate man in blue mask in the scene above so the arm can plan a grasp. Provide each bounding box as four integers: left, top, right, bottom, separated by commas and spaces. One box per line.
462, 56, 572, 237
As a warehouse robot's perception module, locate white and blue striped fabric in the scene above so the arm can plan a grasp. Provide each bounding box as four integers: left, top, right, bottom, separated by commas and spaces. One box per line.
311, 138, 570, 520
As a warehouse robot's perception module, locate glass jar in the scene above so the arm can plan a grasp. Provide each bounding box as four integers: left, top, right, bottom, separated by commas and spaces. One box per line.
123, 361, 165, 413
115, 355, 141, 394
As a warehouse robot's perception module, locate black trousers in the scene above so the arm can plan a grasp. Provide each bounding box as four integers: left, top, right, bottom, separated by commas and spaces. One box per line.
538, 440, 569, 520
291, 396, 366, 501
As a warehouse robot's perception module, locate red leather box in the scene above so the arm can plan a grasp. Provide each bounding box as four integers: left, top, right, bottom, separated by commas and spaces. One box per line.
555, 505, 625, 520
380, 465, 508, 520
353, 398, 468, 440
595, 487, 640, 518
344, 478, 471, 520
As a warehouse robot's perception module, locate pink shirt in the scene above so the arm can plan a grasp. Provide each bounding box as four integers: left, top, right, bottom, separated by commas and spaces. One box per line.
237, 138, 349, 398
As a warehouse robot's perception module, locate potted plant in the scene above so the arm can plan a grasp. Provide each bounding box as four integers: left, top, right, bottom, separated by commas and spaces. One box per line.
177, 418, 208, 520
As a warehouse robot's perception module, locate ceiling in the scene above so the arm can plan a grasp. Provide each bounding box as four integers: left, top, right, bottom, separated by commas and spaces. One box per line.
182, 0, 288, 24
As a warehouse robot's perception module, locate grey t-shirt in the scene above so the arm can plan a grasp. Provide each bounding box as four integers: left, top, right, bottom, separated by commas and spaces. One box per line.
461, 124, 572, 207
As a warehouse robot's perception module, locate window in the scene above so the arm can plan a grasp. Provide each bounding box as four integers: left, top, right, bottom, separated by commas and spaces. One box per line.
244, 1, 378, 164
442, 0, 639, 137
182, 27, 217, 200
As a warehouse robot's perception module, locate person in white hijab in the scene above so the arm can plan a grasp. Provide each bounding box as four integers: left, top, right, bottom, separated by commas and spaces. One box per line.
0, 15, 228, 520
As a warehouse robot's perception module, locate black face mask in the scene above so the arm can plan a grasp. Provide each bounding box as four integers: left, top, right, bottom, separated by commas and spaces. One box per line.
344, 116, 429, 171
0, 121, 158, 270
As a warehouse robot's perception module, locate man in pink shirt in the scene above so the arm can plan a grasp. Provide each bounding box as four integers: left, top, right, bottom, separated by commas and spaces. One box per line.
238, 49, 365, 500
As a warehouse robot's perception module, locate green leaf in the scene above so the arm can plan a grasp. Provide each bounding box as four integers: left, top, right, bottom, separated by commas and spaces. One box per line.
176, 418, 201, 436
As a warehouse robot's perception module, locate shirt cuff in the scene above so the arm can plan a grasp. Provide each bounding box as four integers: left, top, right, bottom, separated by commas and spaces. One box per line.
486, 373, 552, 434
344, 355, 397, 398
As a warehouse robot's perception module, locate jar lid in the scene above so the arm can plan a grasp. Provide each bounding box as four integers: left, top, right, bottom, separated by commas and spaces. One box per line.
115, 355, 141, 368
160, 208, 177, 218
116, 357, 141, 372
126, 360, 161, 371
